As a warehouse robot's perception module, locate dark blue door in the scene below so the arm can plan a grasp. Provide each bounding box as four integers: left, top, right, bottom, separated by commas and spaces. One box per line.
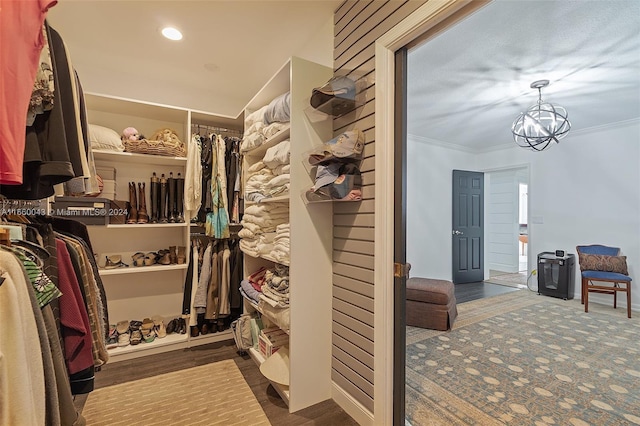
452, 170, 484, 284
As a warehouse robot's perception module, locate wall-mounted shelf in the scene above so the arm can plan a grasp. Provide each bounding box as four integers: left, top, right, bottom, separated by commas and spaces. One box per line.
92, 150, 187, 166
98, 263, 188, 276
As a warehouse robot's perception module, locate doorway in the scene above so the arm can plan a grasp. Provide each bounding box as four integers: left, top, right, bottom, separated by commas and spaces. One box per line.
485, 167, 530, 288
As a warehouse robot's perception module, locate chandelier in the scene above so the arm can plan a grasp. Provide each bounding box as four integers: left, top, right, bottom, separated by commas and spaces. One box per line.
511, 80, 571, 151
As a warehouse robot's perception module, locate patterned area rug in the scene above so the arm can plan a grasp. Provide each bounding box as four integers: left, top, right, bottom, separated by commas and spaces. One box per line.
82, 359, 270, 425
406, 290, 640, 425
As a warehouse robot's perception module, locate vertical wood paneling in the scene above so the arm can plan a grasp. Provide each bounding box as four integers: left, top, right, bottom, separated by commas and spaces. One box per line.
331, 0, 429, 414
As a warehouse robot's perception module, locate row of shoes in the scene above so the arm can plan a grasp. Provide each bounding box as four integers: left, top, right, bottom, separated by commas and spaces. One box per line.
126, 172, 186, 224
107, 316, 167, 348
166, 317, 188, 335
131, 246, 186, 266
189, 313, 229, 337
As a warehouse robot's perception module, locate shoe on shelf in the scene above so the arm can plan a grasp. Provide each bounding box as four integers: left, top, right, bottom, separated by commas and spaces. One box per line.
191, 325, 200, 337
169, 246, 177, 264
144, 252, 158, 266
116, 320, 130, 347
166, 318, 177, 334
141, 319, 156, 343
151, 315, 166, 338
107, 324, 118, 348
132, 252, 145, 267
178, 317, 187, 334
177, 246, 186, 264
105, 255, 129, 269
130, 329, 142, 345
157, 249, 171, 265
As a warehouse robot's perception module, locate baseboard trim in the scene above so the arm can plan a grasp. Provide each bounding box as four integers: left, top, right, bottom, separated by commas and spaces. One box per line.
332, 382, 375, 426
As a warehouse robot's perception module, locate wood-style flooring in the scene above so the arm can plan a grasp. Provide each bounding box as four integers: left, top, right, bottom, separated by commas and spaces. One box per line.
77, 281, 518, 425
79, 339, 358, 426
454, 281, 521, 304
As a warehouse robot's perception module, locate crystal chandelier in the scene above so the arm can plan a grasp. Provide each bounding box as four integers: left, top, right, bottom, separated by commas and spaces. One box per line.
511, 80, 571, 151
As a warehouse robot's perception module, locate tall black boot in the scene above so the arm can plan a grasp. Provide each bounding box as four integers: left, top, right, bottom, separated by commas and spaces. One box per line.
159, 174, 168, 223
150, 172, 159, 223
168, 172, 176, 223
176, 172, 185, 223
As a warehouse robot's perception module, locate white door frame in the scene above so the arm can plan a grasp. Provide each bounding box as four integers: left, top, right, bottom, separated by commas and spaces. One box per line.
374, 1, 490, 423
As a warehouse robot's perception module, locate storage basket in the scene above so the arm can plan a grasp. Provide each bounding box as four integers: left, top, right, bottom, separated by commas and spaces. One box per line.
123, 128, 186, 157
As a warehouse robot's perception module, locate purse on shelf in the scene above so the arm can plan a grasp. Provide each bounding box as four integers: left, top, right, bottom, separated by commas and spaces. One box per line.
123, 128, 186, 157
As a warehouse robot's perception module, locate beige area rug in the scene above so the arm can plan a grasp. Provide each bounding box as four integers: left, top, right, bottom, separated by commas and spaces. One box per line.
82, 359, 271, 425
406, 290, 640, 425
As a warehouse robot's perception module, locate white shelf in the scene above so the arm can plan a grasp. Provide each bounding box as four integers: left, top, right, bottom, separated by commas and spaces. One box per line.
98, 263, 188, 276
249, 347, 290, 405
93, 149, 187, 166
243, 126, 291, 159
107, 332, 188, 357
103, 222, 188, 229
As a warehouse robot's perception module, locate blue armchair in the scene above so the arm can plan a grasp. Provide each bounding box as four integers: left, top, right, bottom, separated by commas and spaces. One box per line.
576, 245, 632, 318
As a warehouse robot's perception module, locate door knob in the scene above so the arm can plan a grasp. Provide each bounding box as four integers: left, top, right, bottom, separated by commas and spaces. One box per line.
452, 230, 464, 235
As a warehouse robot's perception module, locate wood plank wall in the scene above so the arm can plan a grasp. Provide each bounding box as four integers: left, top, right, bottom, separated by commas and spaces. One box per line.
331, 0, 428, 413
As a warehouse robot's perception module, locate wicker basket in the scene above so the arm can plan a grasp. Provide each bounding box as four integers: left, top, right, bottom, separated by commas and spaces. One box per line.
123, 128, 186, 157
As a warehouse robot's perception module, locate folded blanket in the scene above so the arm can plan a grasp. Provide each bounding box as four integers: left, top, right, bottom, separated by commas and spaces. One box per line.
241, 131, 266, 153
263, 122, 289, 139
245, 105, 268, 128
240, 280, 262, 304
263, 140, 290, 169
272, 164, 291, 176
263, 92, 291, 124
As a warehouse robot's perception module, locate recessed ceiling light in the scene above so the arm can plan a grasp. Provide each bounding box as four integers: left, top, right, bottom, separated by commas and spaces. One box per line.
161, 27, 183, 41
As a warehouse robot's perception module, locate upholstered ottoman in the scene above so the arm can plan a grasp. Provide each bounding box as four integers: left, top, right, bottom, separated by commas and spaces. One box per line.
406, 278, 457, 331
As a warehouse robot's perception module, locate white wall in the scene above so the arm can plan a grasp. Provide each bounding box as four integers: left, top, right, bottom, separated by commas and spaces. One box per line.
406, 137, 476, 280
476, 120, 640, 309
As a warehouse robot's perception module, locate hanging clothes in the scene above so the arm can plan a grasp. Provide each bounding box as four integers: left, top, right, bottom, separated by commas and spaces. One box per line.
0, 0, 58, 185
205, 135, 230, 239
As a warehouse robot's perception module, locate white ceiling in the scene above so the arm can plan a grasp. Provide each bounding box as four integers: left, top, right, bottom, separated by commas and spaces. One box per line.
47, 1, 341, 118
47, 1, 639, 150
408, 0, 640, 152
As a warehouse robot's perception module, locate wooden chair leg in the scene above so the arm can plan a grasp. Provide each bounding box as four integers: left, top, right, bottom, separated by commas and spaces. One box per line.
614, 284, 617, 309
627, 284, 632, 319
584, 282, 589, 313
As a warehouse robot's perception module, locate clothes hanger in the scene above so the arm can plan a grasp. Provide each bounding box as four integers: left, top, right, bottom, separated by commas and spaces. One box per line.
10, 239, 51, 261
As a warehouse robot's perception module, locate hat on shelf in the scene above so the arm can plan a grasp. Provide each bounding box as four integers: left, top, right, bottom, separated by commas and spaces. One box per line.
310, 76, 356, 109
313, 162, 342, 190
309, 162, 362, 202
308, 129, 365, 165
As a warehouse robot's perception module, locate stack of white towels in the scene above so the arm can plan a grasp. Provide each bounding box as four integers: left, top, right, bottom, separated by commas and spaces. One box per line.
240, 92, 290, 153
245, 140, 290, 202
272, 224, 290, 264
239, 203, 289, 260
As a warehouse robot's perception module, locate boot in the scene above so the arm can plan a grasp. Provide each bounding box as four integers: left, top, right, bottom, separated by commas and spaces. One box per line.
150, 172, 159, 223
159, 174, 168, 223
127, 182, 138, 224
176, 172, 185, 223
168, 172, 176, 223
169, 246, 177, 264
137, 182, 149, 224
177, 246, 186, 264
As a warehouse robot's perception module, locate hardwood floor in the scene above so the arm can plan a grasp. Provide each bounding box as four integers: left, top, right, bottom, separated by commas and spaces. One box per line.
78, 339, 358, 426
454, 281, 521, 304
77, 283, 520, 424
